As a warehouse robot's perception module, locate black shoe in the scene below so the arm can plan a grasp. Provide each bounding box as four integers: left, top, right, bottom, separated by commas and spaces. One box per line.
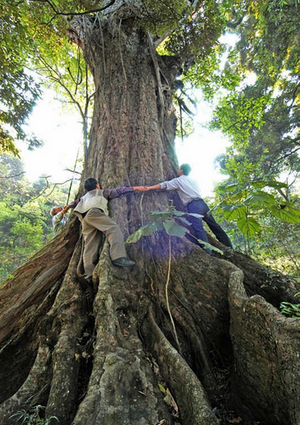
112, 257, 135, 267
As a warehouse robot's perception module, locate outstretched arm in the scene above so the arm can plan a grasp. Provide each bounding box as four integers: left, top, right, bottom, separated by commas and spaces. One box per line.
133, 186, 148, 191
149, 178, 180, 191
145, 184, 162, 190
104, 186, 148, 199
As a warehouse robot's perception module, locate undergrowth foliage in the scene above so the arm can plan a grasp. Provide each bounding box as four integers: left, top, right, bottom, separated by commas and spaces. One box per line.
10, 405, 58, 425
280, 292, 300, 318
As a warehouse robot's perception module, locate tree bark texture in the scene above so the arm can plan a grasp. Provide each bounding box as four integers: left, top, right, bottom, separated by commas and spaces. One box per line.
0, 9, 299, 425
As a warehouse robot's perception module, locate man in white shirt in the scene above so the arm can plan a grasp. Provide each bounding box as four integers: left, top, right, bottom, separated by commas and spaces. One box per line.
145, 164, 232, 254
50, 205, 70, 235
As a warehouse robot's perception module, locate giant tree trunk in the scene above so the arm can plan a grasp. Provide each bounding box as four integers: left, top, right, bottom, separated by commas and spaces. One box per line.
0, 9, 299, 425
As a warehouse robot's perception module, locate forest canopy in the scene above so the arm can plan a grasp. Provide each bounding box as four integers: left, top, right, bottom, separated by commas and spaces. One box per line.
1, 0, 299, 166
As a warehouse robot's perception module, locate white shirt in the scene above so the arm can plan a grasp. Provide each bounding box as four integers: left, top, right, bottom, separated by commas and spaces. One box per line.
160, 175, 202, 206
52, 211, 67, 235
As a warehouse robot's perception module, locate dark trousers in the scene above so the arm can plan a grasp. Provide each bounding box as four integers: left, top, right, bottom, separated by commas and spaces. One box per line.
187, 199, 232, 253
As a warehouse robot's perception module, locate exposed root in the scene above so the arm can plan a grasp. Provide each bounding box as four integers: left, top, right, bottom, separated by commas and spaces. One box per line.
72, 247, 174, 425
44, 244, 89, 424
0, 282, 60, 405
228, 269, 300, 425
0, 341, 51, 425
210, 236, 298, 305
0, 219, 79, 345
142, 307, 219, 425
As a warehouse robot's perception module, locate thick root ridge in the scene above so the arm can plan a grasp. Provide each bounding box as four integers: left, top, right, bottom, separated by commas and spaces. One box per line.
44, 242, 90, 424
228, 269, 300, 425
0, 342, 51, 425
142, 307, 219, 425
72, 247, 174, 425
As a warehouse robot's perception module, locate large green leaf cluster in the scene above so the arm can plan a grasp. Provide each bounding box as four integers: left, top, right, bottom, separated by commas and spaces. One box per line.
217, 179, 299, 228
209, 0, 299, 181
211, 177, 300, 277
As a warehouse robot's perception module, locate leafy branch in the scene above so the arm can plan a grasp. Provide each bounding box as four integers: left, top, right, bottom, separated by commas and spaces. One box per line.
214, 179, 300, 254
126, 205, 223, 254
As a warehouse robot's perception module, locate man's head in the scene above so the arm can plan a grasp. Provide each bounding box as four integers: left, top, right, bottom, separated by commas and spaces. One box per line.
84, 178, 99, 192
50, 206, 62, 216
178, 163, 191, 176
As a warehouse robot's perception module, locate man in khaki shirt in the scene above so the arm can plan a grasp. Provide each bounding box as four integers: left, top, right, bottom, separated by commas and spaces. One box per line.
69, 178, 146, 280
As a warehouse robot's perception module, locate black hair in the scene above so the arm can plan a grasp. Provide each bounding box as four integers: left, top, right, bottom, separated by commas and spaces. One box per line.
84, 178, 98, 192
180, 163, 191, 175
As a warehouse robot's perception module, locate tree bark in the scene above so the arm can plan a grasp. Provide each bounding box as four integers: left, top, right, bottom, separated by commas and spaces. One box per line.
228, 270, 300, 425
0, 8, 299, 425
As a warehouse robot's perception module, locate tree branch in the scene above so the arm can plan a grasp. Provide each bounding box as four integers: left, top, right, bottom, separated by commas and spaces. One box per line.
28, 0, 117, 17
64, 168, 82, 175
0, 171, 26, 179
275, 146, 300, 164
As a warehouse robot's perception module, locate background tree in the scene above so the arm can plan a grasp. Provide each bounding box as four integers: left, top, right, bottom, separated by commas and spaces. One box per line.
36, 45, 94, 163
0, 153, 79, 282
0, 2, 299, 425
0, 2, 42, 155
195, 0, 300, 271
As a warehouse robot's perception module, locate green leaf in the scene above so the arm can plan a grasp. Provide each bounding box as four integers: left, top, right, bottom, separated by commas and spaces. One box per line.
148, 211, 172, 221
221, 204, 247, 220
176, 216, 192, 226
244, 191, 276, 206
270, 204, 300, 224
126, 222, 163, 243
185, 212, 204, 219
218, 182, 241, 192
158, 383, 166, 394
196, 239, 224, 254
164, 393, 174, 407
163, 220, 189, 237
252, 180, 288, 190
172, 209, 186, 217
237, 217, 261, 235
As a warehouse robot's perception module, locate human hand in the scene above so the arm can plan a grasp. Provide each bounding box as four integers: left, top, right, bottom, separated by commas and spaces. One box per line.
62, 205, 70, 214
133, 186, 148, 192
